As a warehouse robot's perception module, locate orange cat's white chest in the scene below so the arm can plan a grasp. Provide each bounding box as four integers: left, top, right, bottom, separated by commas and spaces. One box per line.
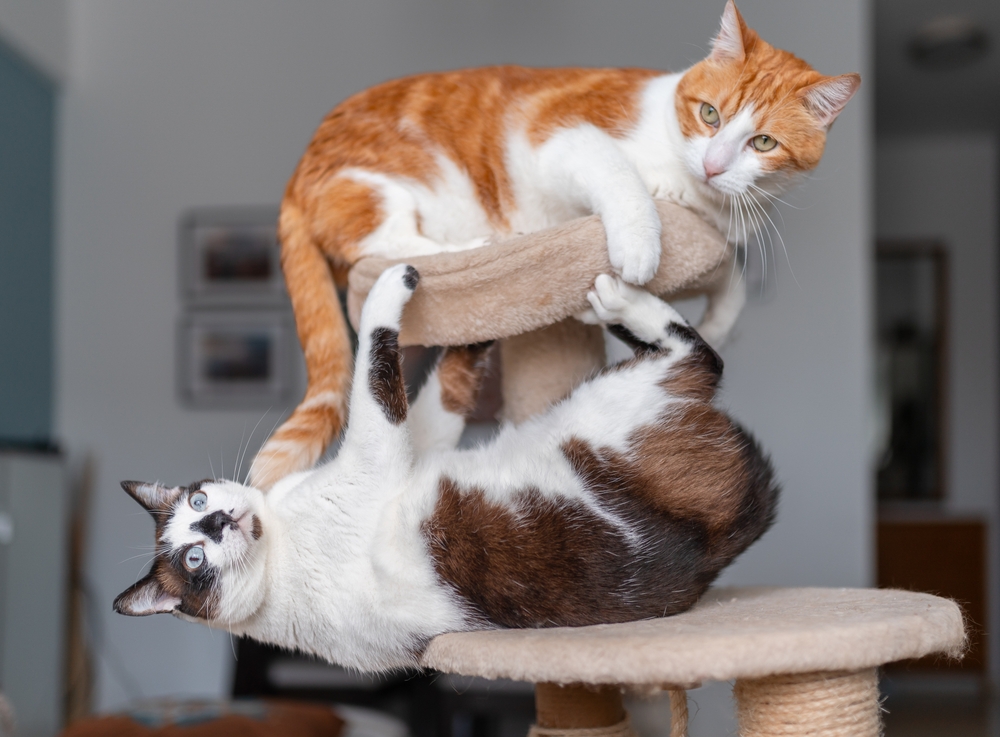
620, 74, 729, 229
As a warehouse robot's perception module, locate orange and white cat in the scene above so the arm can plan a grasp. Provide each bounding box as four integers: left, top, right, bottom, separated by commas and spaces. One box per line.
249, 1, 859, 490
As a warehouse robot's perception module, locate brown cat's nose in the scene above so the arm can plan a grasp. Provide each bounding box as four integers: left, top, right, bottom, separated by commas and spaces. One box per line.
191, 510, 236, 543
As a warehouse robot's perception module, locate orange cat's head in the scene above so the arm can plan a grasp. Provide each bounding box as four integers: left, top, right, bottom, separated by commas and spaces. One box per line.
676, 1, 860, 197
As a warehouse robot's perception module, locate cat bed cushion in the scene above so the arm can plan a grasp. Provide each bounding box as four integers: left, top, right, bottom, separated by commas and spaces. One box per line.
346, 199, 729, 346
60, 700, 344, 737
420, 587, 966, 686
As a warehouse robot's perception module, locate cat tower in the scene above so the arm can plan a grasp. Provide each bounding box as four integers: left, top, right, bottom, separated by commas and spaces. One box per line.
346, 201, 966, 736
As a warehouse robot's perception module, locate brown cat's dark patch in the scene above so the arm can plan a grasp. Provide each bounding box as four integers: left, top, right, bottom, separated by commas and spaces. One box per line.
560, 429, 777, 572
423, 475, 721, 628
368, 327, 408, 424
660, 353, 721, 402
423, 478, 632, 627
153, 553, 220, 621
190, 510, 237, 544
251, 515, 263, 540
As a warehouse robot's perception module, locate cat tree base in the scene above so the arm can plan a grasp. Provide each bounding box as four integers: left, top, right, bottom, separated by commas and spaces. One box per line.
421, 587, 964, 737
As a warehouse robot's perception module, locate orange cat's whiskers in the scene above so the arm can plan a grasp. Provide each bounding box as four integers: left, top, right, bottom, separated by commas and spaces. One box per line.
724, 196, 743, 291
747, 183, 802, 212
735, 197, 752, 285
754, 199, 775, 295
738, 193, 766, 296
746, 188, 798, 289
723, 195, 736, 246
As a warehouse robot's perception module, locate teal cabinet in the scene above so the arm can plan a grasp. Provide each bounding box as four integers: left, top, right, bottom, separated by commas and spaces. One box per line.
0, 43, 55, 445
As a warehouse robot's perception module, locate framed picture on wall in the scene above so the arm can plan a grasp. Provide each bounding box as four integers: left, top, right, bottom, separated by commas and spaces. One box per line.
180, 207, 285, 305
178, 310, 295, 407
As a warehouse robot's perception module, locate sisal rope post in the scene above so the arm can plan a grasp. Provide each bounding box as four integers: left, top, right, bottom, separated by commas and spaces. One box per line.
734, 668, 882, 737
528, 719, 636, 737
668, 689, 689, 737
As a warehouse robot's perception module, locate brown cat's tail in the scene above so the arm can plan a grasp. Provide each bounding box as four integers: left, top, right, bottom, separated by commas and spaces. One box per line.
249, 201, 354, 490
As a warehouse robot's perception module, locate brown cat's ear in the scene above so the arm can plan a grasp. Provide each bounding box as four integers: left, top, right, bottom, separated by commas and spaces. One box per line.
113, 571, 181, 616
120, 480, 183, 516
798, 73, 862, 128
710, 1, 752, 63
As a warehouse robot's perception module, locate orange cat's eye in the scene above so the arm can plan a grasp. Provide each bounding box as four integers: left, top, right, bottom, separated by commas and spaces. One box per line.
700, 103, 720, 127
751, 134, 778, 152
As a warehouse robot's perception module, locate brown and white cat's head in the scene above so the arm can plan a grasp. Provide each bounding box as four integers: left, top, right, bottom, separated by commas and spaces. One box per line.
113, 479, 268, 625
676, 1, 860, 198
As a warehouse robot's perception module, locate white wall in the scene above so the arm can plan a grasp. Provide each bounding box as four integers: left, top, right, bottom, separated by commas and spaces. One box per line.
0, 0, 66, 81
57, 0, 872, 726
875, 133, 999, 676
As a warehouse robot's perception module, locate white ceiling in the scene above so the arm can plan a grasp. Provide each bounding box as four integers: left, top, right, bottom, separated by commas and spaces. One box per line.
876, 0, 1000, 134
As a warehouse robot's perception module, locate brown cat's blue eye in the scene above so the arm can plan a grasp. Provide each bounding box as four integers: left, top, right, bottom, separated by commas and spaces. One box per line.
751, 134, 778, 152
700, 103, 720, 127
189, 490, 208, 512
184, 546, 205, 570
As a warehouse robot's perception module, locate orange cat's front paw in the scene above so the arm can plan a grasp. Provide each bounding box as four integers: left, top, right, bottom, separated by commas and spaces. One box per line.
603, 211, 661, 285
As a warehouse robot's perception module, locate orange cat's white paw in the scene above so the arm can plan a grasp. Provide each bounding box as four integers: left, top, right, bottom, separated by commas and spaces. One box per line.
603, 211, 661, 285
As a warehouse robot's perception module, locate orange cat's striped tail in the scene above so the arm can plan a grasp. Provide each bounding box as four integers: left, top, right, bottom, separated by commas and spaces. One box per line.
249, 201, 354, 490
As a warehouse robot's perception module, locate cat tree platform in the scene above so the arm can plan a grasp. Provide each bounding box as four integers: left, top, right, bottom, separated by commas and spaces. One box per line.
421, 587, 965, 737
346, 203, 965, 735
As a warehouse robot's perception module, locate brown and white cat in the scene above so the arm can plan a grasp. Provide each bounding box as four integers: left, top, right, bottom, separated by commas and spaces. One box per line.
249, 1, 859, 490
115, 265, 778, 672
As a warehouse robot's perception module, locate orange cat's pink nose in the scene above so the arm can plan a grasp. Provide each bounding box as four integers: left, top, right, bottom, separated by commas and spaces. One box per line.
704, 160, 727, 179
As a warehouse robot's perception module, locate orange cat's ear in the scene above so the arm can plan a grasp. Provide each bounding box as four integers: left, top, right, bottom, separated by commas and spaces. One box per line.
710, 1, 751, 63
798, 73, 862, 128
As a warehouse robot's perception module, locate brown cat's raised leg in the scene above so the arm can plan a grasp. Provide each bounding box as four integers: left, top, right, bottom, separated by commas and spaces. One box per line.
336, 264, 420, 469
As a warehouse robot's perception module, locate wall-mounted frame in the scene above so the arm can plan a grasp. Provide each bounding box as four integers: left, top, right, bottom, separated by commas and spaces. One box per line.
178, 310, 295, 408
179, 207, 284, 305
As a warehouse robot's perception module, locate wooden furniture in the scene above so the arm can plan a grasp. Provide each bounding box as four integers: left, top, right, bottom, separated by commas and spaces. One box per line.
878, 514, 986, 673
